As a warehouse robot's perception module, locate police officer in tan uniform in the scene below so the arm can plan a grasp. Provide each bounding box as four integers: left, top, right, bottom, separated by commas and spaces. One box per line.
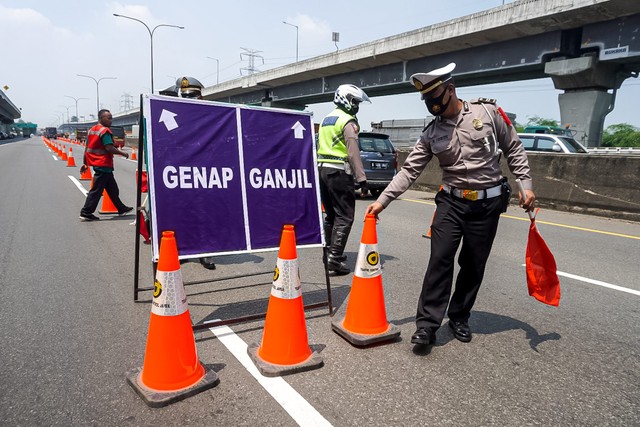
366, 63, 536, 348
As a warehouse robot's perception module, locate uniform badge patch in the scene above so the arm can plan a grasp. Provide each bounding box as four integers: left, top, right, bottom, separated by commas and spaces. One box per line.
472, 118, 483, 130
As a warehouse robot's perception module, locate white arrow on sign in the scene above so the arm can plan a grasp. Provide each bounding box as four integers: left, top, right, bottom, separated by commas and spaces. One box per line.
291, 121, 306, 139
159, 109, 178, 131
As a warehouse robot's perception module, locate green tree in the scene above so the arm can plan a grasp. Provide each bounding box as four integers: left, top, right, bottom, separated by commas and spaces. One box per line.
526, 116, 559, 127
602, 123, 640, 147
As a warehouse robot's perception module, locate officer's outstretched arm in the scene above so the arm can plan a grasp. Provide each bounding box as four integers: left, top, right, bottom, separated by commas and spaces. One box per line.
365, 202, 384, 219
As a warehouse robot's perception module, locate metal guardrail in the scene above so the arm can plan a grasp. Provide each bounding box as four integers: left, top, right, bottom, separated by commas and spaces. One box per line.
588, 147, 640, 155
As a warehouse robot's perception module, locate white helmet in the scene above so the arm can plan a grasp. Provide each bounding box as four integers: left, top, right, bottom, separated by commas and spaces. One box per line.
333, 84, 370, 114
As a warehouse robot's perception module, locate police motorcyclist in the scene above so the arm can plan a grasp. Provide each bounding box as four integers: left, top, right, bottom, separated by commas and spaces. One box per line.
317, 84, 370, 275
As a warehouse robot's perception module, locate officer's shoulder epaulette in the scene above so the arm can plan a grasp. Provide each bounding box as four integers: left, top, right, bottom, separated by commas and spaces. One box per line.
470, 97, 497, 105
422, 118, 436, 132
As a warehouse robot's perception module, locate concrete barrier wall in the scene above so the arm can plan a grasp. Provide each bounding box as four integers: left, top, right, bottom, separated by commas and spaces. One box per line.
396, 150, 640, 222
123, 142, 639, 221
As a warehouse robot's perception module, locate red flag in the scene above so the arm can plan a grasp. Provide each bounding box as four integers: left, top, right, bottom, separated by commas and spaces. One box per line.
139, 210, 151, 244
516, 179, 560, 306
525, 209, 561, 306
136, 170, 148, 193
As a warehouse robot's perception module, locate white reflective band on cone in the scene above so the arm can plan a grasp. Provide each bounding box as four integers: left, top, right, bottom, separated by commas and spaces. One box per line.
354, 243, 381, 278
151, 269, 188, 316
271, 258, 302, 299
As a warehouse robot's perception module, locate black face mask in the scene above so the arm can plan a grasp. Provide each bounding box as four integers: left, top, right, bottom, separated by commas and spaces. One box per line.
425, 86, 451, 116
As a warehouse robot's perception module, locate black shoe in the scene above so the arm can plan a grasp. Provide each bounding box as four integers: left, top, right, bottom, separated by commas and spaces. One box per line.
79, 213, 100, 221
118, 206, 134, 216
448, 320, 472, 342
200, 257, 216, 270
327, 256, 349, 275
411, 328, 436, 345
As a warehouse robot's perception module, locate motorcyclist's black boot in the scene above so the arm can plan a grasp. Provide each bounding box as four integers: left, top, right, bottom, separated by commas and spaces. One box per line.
327, 226, 350, 275
324, 221, 346, 262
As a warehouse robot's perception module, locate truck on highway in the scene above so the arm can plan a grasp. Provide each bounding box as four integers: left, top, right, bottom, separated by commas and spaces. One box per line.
45, 127, 57, 139
75, 128, 88, 144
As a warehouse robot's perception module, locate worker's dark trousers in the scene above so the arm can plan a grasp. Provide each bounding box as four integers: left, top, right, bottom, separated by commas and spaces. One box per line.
81, 170, 127, 215
416, 190, 503, 331
319, 166, 355, 254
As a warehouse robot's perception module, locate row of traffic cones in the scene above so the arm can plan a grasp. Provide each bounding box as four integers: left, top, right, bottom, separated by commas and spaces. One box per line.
128, 216, 398, 407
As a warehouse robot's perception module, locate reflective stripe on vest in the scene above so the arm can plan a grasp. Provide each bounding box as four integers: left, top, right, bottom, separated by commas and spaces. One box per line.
85, 124, 114, 168
317, 108, 356, 164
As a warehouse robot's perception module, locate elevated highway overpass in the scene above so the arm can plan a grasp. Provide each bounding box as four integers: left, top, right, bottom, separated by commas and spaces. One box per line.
71, 0, 640, 146
0, 89, 21, 130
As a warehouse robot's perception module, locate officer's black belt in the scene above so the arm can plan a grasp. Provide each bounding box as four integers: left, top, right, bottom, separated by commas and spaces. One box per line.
317, 155, 347, 161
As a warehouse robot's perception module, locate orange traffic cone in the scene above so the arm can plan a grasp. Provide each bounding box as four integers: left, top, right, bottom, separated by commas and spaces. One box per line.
126, 231, 218, 407
247, 224, 323, 376
131, 147, 137, 160
331, 214, 400, 346
98, 190, 119, 214
66, 147, 76, 167
61, 146, 68, 162
422, 210, 436, 239
79, 165, 92, 181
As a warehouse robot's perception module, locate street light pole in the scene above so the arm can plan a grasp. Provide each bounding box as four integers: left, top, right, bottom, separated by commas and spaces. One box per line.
206, 56, 220, 84
282, 21, 299, 62
113, 14, 184, 93
64, 95, 88, 122
58, 105, 72, 123
77, 75, 117, 114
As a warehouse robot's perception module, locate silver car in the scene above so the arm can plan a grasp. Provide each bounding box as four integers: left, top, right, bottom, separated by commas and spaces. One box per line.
518, 133, 588, 154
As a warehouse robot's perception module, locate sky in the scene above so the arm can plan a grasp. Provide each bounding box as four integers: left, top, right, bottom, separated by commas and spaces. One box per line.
1, 0, 639, 131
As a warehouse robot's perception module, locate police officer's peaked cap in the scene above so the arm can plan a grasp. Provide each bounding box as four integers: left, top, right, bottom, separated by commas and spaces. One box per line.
410, 62, 456, 97
159, 84, 179, 97
177, 76, 204, 98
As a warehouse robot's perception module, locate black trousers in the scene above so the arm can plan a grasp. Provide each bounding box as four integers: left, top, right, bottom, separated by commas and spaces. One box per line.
319, 166, 355, 231
80, 170, 127, 215
416, 190, 503, 331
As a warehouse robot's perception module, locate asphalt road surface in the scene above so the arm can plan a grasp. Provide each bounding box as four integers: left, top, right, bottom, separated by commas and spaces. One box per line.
1, 136, 638, 426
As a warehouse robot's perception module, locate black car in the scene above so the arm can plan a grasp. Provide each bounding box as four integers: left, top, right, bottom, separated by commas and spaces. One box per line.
357, 132, 397, 197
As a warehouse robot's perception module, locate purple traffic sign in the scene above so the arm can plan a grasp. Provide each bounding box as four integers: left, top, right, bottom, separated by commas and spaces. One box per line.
145, 95, 322, 260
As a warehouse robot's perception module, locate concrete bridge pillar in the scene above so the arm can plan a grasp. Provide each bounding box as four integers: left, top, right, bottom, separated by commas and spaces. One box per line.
545, 56, 626, 147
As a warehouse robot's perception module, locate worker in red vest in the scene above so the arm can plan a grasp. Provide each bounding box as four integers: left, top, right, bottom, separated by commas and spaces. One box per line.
79, 109, 133, 221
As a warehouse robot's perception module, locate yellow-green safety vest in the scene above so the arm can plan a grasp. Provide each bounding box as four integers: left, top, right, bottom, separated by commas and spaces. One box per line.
317, 108, 357, 164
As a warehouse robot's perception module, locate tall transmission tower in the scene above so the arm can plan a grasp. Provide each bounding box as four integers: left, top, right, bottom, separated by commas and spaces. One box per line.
240, 47, 264, 76
120, 93, 134, 111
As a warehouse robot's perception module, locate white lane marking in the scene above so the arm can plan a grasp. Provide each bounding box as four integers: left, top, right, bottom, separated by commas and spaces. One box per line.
68, 176, 88, 196
557, 270, 640, 296
522, 266, 640, 296
207, 324, 332, 427
52, 155, 58, 161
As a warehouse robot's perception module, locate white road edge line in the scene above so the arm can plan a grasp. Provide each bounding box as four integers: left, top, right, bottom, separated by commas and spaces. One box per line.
52, 155, 58, 161
68, 176, 88, 196
207, 323, 332, 427
522, 265, 640, 296
557, 270, 640, 296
